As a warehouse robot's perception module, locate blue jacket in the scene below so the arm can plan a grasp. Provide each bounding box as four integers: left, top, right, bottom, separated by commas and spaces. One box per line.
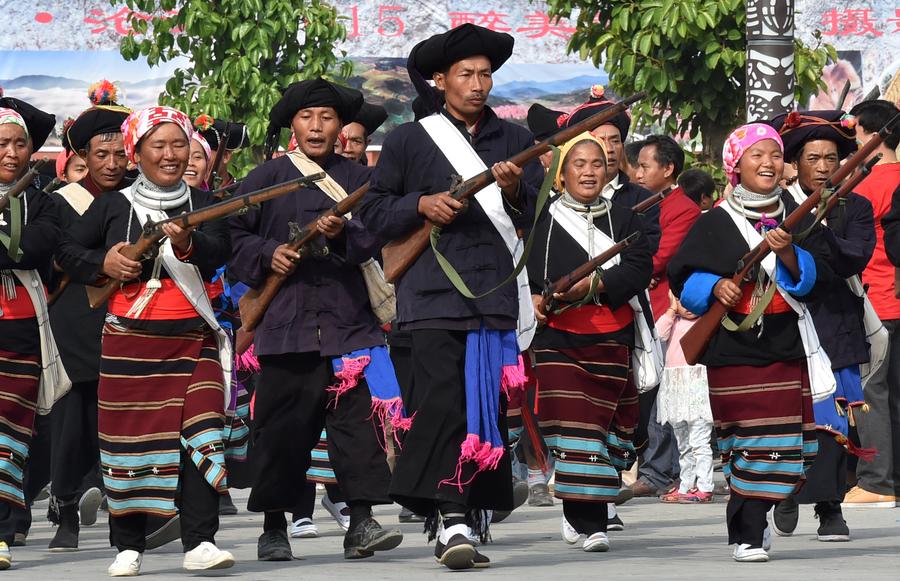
358, 108, 544, 326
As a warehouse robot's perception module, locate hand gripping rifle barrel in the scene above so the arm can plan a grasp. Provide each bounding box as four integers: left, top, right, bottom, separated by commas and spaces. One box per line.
86, 173, 324, 309
237, 181, 371, 335
679, 111, 899, 365
538, 231, 641, 317
379, 92, 647, 283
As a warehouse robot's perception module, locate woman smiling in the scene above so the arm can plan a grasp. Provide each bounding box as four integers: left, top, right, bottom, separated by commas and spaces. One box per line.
60, 106, 234, 576
526, 133, 652, 554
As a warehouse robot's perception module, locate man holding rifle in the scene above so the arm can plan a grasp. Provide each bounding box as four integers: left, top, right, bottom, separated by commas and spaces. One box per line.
228, 79, 402, 564
47, 88, 131, 552
358, 24, 544, 570
766, 109, 876, 540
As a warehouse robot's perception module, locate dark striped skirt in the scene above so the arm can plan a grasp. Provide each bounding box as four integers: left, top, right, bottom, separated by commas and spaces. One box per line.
534, 342, 635, 502
707, 360, 818, 501
98, 324, 227, 517
0, 347, 41, 507
223, 377, 250, 462
306, 429, 336, 484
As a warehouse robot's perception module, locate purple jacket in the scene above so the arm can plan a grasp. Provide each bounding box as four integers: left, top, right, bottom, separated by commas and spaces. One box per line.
228, 154, 384, 357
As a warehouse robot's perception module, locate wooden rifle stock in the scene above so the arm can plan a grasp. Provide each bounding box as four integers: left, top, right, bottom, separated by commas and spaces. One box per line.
380, 92, 647, 283
679, 112, 898, 365
237, 182, 371, 334
631, 189, 667, 214
0, 158, 50, 213
87, 173, 324, 309
538, 231, 641, 317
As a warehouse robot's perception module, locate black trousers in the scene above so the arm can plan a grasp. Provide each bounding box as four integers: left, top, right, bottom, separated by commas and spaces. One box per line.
389, 329, 513, 516
563, 499, 608, 535
50, 381, 101, 501
293, 482, 345, 521
109, 450, 218, 553
794, 432, 847, 504
726, 495, 773, 547
247, 352, 391, 513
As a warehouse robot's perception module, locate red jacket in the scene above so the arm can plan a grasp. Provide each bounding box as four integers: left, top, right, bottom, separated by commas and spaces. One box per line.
858, 162, 900, 320
649, 186, 701, 319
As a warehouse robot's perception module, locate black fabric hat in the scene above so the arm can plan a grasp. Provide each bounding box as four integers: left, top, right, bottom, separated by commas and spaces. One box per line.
527, 104, 564, 141
67, 106, 131, 152
769, 110, 857, 163
408, 24, 514, 79
198, 118, 249, 151
269, 79, 364, 128
561, 86, 631, 142
352, 102, 388, 136
0, 95, 56, 151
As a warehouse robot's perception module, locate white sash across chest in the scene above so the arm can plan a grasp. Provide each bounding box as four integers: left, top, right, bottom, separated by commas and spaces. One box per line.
119, 186, 232, 405
418, 113, 536, 351
547, 200, 664, 391
719, 202, 835, 401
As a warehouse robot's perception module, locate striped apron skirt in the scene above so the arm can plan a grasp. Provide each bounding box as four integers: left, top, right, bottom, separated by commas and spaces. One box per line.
306, 429, 337, 484
534, 342, 636, 502
0, 321, 41, 508
223, 374, 250, 462
98, 323, 228, 517
706, 359, 818, 501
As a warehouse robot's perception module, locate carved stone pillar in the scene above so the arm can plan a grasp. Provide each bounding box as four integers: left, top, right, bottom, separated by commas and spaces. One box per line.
746, 0, 795, 121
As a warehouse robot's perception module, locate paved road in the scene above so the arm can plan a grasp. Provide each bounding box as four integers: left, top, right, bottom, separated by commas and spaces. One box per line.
10, 490, 899, 579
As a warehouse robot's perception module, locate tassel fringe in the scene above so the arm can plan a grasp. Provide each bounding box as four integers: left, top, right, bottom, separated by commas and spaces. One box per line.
327, 355, 371, 407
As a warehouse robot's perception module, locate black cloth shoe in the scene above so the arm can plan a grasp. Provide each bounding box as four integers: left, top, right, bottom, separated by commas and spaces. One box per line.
772, 496, 799, 537
492, 479, 529, 523
398, 507, 426, 523
49, 503, 79, 552
434, 534, 476, 570
815, 501, 850, 542
528, 483, 554, 507
607, 513, 625, 531
343, 517, 403, 559
257, 529, 293, 561
145, 514, 181, 550
219, 493, 238, 516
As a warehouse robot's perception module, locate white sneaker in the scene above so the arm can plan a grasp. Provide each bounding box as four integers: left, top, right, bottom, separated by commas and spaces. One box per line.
108, 550, 142, 577
182, 542, 235, 571
0, 541, 11, 570
733, 543, 769, 562
290, 517, 319, 538
582, 532, 610, 552
561, 516, 581, 544
321, 494, 350, 531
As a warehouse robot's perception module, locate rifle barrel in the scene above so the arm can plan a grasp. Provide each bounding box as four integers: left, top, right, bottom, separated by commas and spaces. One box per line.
237, 182, 371, 333
678, 116, 897, 365
381, 92, 647, 283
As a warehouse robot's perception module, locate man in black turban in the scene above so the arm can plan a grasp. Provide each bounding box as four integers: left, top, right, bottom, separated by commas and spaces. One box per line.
340, 102, 388, 165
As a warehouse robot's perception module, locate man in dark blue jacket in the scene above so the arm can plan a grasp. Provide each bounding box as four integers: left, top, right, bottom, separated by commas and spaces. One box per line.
229, 79, 401, 563
768, 109, 876, 542
359, 24, 543, 570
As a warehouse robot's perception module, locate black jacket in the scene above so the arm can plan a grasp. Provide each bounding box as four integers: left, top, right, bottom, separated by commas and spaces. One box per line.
228, 154, 384, 357
807, 192, 876, 369
358, 107, 543, 326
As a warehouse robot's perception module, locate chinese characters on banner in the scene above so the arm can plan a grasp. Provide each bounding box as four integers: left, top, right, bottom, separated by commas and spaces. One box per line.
820, 8, 900, 37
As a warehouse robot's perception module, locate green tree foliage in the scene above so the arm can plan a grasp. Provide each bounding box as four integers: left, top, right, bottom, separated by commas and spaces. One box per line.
116, 0, 352, 176
545, 0, 838, 162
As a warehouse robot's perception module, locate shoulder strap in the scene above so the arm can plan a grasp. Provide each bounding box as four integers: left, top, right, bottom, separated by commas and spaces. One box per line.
57, 183, 95, 216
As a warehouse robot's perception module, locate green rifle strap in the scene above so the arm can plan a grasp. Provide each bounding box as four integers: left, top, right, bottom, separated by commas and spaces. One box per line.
793, 186, 835, 243
431, 147, 560, 300
553, 268, 602, 315
721, 280, 777, 332
0, 197, 24, 261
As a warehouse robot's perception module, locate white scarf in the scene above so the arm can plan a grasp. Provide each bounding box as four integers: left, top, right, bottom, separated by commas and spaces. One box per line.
727, 184, 784, 220
131, 172, 190, 210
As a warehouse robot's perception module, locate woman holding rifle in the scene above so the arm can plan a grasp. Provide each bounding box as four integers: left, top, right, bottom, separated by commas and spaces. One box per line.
527, 133, 652, 553
59, 106, 235, 576
0, 95, 64, 571
668, 124, 832, 563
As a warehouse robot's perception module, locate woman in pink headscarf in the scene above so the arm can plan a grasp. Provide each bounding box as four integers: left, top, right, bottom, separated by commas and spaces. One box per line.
667, 123, 835, 563
59, 106, 235, 576
184, 132, 212, 190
